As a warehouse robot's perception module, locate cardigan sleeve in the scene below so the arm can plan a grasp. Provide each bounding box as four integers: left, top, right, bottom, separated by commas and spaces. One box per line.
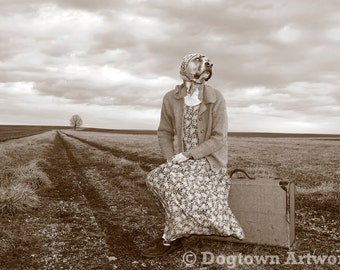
157, 96, 175, 160
187, 93, 227, 160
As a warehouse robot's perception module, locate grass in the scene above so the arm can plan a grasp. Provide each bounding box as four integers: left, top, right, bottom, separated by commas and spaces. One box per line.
0, 125, 68, 142
1, 129, 339, 269
0, 131, 55, 214
64, 130, 340, 190
0, 183, 39, 215
61, 131, 339, 265
0, 131, 58, 267
64, 130, 340, 216
62, 130, 162, 160
11, 160, 51, 190
297, 182, 338, 195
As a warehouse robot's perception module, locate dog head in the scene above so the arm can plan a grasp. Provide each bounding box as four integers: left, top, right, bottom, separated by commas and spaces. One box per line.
180, 53, 213, 84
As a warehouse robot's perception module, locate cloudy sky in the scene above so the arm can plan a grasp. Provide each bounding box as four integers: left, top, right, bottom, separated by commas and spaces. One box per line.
1, 0, 339, 134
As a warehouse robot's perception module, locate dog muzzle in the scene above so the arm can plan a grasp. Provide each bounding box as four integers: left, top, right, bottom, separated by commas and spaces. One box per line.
180, 53, 213, 84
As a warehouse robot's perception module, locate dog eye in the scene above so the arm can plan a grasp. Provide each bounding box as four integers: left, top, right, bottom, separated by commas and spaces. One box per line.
194, 57, 201, 61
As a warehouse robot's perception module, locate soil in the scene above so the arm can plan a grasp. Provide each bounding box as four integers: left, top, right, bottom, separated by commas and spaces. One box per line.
1, 131, 339, 270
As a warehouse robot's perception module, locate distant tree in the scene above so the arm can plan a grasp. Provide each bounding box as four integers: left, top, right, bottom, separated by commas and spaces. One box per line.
70, 115, 83, 130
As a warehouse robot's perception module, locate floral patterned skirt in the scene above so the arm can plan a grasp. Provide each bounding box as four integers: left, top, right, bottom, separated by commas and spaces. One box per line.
146, 158, 245, 242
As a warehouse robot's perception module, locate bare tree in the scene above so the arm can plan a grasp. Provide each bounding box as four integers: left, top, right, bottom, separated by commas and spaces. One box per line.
70, 114, 83, 130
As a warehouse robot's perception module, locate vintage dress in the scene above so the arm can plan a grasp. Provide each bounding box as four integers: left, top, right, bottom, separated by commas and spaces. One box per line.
146, 104, 245, 242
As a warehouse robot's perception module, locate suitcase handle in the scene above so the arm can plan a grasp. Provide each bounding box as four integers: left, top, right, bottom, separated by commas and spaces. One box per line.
229, 169, 255, 180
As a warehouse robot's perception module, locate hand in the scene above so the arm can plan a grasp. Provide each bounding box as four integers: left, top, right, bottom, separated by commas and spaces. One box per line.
171, 153, 189, 164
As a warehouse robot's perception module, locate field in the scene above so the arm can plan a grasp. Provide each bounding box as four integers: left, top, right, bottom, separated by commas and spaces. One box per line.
0, 128, 339, 269
0, 125, 69, 142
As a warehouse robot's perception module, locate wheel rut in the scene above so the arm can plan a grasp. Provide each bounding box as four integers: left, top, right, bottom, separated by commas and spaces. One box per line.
56, 131, 142, 267
60, 131, 163, 171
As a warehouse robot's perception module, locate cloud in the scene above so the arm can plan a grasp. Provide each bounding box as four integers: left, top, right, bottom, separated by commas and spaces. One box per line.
0, 0, 339, 133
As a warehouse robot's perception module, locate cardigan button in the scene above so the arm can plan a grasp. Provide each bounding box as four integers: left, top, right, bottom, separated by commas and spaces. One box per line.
200, 130, 204, 133
199, 117, 202, 121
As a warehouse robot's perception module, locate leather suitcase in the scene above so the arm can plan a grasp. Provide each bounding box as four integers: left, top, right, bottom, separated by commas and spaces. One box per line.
204, 170, 295, 248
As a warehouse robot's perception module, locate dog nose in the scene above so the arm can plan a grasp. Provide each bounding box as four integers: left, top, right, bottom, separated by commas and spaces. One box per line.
205, 62, 212, 67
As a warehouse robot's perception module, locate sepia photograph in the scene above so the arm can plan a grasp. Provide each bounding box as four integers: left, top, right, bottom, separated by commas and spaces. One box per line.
0, 0, 339, 269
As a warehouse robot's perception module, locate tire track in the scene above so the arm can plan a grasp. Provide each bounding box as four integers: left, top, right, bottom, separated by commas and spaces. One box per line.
2, 131, 114, 269
60, 131, 164, 171
56, 131, 141, 267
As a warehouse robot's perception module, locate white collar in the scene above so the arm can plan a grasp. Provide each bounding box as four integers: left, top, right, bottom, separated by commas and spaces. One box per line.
184, 86, 202, 106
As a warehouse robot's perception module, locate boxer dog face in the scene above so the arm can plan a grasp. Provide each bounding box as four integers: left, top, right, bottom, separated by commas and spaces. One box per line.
186, 54, 213, 83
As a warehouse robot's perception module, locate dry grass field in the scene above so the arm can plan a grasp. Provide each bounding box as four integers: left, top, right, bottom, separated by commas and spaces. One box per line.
0, 128, 339, 269
0, 125, 68, 142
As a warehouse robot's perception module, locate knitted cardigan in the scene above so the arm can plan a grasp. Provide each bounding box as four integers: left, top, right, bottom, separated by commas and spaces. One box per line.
157, 84, 228, 171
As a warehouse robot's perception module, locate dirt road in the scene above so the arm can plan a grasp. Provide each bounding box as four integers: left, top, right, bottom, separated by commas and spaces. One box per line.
2, 131, 180, 269
2, 131, 338, 270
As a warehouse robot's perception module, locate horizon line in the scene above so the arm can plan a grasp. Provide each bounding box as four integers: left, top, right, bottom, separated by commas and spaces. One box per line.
1, 124, 339, 137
